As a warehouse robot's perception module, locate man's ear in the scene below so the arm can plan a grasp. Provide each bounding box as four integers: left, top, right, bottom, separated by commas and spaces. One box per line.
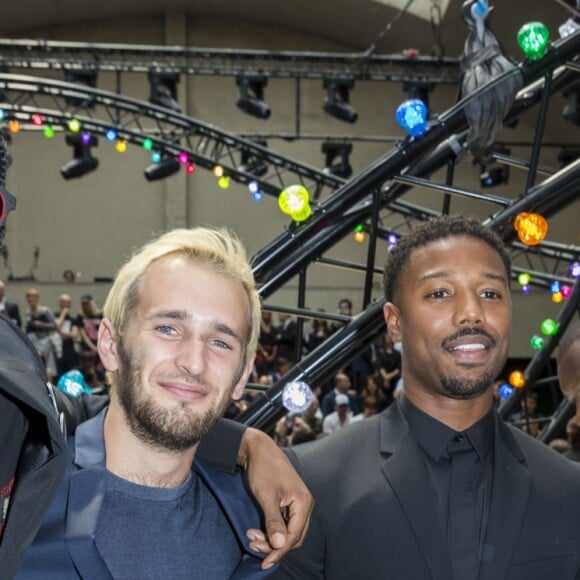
383, 302, 402, 342
231, 353, 256, 401
98, 318, 120, 373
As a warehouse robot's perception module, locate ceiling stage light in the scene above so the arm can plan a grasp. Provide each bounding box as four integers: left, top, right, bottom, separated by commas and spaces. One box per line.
144, 155, 180, 182
148, 71, 181, 113
322, 141, 353, 179
323, 78, 358, 123
60, 133, 99, 180
235, 75, 271, 119
63, 69, 98, 108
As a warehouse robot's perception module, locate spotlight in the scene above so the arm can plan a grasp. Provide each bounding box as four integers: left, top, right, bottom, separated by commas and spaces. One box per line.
479, 147, 510, 187
144, 155, 180, 182
322, 78, 358, 123
235, 75, 271, 119
321, 141, 353, 178
403, 81, 434, 111
63, 69, 98, 108
60, 133, 99, 180
238, 140, 268, 177
480, 165, 509, 187
148, 71, 181, 113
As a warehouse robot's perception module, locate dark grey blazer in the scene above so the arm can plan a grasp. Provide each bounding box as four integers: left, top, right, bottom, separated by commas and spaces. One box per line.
276, 399, 580, 580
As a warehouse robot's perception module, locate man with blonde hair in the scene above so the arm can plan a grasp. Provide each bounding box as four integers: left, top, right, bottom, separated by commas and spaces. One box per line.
17, 227, 309, 579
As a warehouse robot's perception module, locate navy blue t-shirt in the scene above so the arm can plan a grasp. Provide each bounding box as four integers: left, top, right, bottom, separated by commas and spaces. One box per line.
95, 467, 242, 579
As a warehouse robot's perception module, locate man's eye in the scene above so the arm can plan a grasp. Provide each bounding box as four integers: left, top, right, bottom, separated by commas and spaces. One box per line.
481, 289, 502, 299
157, 325, 177, 335
427, 289, 449, 299
210, 338, 233, 350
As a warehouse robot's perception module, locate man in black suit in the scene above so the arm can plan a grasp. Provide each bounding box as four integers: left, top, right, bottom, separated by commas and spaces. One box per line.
276, 215, 580, 580
0, 278, 21, 327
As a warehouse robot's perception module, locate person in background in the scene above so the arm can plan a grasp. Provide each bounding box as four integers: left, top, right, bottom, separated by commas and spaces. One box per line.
0, 278, 21, 327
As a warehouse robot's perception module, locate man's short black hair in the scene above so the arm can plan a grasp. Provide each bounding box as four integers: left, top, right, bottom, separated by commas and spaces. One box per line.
557, 319, 580, 362
383, 215, 511, 302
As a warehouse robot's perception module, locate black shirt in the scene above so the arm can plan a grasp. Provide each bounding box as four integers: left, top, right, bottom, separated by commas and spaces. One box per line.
400, 395, 494, 580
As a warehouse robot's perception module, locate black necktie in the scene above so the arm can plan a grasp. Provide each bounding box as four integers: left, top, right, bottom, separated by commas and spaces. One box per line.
448, 436, 479, 580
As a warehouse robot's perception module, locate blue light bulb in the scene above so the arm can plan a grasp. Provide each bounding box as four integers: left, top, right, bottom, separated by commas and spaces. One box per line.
105, 128, 117, 142
151, 151, 162, 163
396, 99, 428, 137
498, 384, 514, 399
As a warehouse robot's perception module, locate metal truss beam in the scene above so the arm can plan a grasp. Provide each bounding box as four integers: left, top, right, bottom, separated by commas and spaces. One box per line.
0, 38, 460, 83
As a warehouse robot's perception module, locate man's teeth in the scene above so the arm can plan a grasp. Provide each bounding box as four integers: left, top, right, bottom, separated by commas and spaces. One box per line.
452, 343, 485, 351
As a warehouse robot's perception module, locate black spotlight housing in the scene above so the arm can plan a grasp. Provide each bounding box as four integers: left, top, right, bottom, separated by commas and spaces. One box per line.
60, 134, 99, 180
144, 156, 181, 182
323, 78, 358, 123
562, 87, 580, 126
322, 141, 353, 179
236, 75, 271, 119
480, 165, 509, 188
238, 140, 268, 177
148, 71, 181, 113
63, 69, 98, 108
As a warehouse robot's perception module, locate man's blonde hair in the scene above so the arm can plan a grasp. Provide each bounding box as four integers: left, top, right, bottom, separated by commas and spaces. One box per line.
103, 227, 261, 362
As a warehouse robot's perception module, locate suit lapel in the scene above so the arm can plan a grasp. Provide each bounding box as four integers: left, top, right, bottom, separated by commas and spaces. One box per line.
479, 417, 531, 580
65, 410, 113, 579
379, 404, 454, 580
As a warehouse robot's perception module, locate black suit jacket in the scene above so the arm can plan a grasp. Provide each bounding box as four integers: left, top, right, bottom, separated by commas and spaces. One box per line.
276, 399, 580, 580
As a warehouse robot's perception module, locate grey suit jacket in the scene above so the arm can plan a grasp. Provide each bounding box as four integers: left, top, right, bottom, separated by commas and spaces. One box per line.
276, 399, 580, 580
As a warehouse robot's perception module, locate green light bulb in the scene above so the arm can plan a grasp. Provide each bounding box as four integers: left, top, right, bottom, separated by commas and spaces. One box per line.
142, 138, 153, 151
529, 335, 544, 350
517, 272, 531, 286
517, 22, 549, 61
540, 318, 558, 336
43, 125, 55, 138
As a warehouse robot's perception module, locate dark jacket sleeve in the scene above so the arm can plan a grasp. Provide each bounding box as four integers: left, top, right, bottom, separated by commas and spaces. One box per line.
197, 419, 247, 474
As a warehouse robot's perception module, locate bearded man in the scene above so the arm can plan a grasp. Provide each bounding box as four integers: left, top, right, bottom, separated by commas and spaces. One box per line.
15, 227, 304, 579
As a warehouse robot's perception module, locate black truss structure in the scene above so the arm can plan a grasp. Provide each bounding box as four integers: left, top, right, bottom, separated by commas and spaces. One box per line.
0, 38, 460, 84
1, 31, 579, 434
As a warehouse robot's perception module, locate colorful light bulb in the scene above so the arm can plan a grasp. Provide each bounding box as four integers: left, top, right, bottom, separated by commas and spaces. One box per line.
218, 175, 230, 189
514, 212, 548, 246
530, 335, 544, 350
517, 22, 550, 61
248, 181, 259, 193
178, 152, 189, 165
561, 285, 572, 299
354, 231, 365, 243
151, 151, 162, 163
31, 113, 44, 126
43, 125, 55, 138
185, 162, 196, 175
550, 281, 561, 293
498, 383, 514, 399
115, 140, 128, 153
105, 128, 117, 142
67, 119, 81, 133
541, 318, 558, 336
278, 184, 310, 216
552, 292, 563, 304
518, 273, 531, 286
8, 120, 21, 133
213, 165, 224, 177
81, 131, 92, 145
290, 203, 312, 223
521, 285, 531, 295
569, 262, 580, 278
142, 138, 154, 151
252, 190, 263, 202
395, 99, 428, 137
509, 370, 526, 389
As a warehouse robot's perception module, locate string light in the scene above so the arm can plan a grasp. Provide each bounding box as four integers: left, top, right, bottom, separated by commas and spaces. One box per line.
115, 140, 128, 153
213, 165, 224, 177
552, 292, 563, 303
178, 152, 189, 165
31, 113, 44, 126
185, 162, 196, 175
517, 273, 531, 286
517, 21, 550, 61
530, 335, 544, 350
105, 128, 117, 142
354, 231, 365, 243
498, 384, 514, 399
142, 138, 154, 151
541, 318, 558, 336
67, 119, 81, 133
569, 262, 580, 278
218, 175, 230, 189
8, 120, 21, 133
509, 370, 526, 389
561, 285, 572, 299
395, 99, 428, 137
43, 125, 55, 138
514, 212, 548, 246
521, 285, 531, 295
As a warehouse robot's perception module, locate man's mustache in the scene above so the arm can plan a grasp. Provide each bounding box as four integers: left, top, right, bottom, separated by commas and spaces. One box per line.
441, 327, 496, 349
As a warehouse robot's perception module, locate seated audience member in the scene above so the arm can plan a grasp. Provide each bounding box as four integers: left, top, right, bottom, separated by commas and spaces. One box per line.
322, 394, 354, 435
16, 227, 308, 578
352, 399, 380, 422
360, 373, 388, 412
321, 371, 358, 417
54, 294, 79, 377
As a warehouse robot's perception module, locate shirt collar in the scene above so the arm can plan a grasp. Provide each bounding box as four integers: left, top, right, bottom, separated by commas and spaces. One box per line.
400, 395, 494, 463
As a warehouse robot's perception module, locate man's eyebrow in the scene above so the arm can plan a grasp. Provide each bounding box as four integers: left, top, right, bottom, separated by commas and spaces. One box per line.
417, 271, 508, 285
149, 310, 243, 344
